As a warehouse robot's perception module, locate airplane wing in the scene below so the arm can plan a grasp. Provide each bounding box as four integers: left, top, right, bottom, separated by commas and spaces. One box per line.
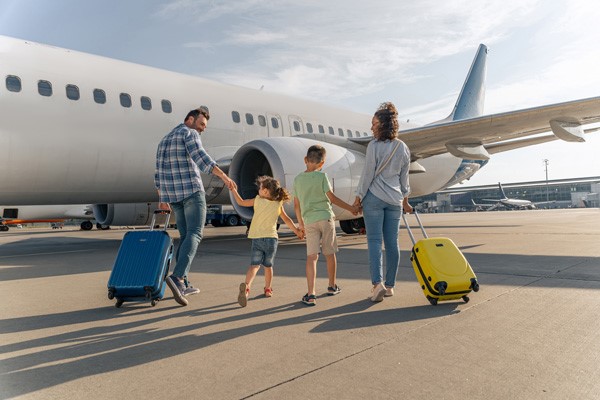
396, 96, 600, 160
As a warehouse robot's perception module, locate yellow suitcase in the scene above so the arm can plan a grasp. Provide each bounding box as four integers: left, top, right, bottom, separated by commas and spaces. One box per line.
402, 212, 479, 305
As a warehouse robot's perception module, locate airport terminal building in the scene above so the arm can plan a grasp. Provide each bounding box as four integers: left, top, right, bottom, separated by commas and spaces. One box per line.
412, 176, 600, 212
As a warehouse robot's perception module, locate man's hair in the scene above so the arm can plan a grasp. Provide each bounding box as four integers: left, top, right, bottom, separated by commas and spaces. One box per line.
185, 106, 210, 122
306, 145, 326, 164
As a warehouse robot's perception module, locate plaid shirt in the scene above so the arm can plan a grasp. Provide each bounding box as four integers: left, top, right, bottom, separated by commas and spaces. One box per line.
154, 123, 216, 203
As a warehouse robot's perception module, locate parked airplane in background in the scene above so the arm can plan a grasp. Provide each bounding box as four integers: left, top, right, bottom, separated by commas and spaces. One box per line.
0, 204, 94, 231
473, 182, 556, 210
1, 36, 599, 233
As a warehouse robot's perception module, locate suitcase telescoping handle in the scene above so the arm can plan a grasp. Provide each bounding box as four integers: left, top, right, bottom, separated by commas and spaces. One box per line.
401, 211, 428, 246
150, 209, 171, 231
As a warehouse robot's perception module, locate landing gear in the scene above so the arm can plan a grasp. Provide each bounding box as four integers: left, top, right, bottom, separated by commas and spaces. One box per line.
0, 225, 8, 232
96, 223, 110, 230
339, 218, 365, 234
80, 220, 93, 230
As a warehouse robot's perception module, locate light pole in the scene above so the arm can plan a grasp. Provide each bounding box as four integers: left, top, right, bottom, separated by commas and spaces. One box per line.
543, 159, 549, 203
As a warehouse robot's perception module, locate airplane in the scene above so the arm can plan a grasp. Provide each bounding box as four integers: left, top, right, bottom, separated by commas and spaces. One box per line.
473, 182, 556, 210
0, 204, 95, 231
1, 35, 599, 234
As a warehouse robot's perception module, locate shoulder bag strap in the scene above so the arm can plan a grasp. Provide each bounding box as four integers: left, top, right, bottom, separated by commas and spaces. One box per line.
375, 139, 401, 176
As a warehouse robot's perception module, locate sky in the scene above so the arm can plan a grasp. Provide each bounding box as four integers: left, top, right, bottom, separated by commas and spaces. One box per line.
1, 0, 598, 188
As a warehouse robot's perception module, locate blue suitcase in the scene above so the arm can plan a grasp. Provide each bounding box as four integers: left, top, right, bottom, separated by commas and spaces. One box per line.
107, 210, 173, 308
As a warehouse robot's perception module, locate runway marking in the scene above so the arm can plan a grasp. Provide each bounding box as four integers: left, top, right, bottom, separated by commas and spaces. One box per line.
0, 249, 91, 259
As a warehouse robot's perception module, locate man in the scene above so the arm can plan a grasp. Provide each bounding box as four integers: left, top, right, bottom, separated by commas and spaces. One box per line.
155, 106, 235, 306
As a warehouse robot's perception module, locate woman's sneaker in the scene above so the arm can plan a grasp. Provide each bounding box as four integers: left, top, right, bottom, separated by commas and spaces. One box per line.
370, 283, 386, 302
384, 287, 394, 297
166, 275, 188, 306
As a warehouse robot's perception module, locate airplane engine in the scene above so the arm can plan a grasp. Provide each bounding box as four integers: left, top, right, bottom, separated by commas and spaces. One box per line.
92, 202, 166, 226
228, 137, 365, 223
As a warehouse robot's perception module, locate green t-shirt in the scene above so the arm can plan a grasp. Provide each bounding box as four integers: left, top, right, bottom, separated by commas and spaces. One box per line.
293, 170, 334, 225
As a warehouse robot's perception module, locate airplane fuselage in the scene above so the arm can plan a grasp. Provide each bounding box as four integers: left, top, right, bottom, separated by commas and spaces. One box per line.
0, 36, 467, 212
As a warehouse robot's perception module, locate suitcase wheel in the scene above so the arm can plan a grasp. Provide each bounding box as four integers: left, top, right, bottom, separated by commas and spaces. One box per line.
427, 296, 438, 306
107, 289, 115, 300
470, 278, 480, 292
115, 299, 124, 308
462, 295, 470, 303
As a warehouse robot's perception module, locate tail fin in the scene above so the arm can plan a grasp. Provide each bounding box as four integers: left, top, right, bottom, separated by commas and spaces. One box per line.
447, 44, 488, 121
498, 182, 508, 199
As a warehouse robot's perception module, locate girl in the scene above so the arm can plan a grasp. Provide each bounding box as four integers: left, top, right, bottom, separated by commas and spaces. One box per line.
231, 176, 303, 307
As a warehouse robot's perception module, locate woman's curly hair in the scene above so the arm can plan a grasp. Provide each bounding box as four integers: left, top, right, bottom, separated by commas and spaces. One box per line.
373, 102, 399, 141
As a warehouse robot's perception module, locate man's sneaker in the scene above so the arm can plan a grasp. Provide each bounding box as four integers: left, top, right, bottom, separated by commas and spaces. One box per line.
327, 284, 342, 296
370, 283, 386, 302
238, 283, 249, 307
301, 293, 317, 306
166, 275, 188, 306
183, 286, 200, 296
384, 287, 394, 297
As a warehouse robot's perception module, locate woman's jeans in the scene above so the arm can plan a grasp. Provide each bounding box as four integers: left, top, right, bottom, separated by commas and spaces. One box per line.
170, 191, 206, 279
361, 191, 402, 287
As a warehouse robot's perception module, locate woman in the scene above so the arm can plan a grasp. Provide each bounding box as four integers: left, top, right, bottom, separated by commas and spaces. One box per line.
354, 102, 412, 302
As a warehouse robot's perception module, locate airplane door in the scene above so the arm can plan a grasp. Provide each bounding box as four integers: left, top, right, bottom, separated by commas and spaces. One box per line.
267, 114, 284, 137
288, 115, 304, 136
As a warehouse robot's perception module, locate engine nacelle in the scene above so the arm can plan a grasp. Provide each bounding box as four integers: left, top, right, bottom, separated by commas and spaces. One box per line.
228, 137, 365, 221
92, 203, 167, 226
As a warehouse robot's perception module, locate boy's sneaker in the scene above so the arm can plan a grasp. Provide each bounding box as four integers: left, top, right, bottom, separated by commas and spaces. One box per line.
166, 275, 188, 306
301, 293, 317, 306
327, 284, 342, 296
238, 283, 249, 307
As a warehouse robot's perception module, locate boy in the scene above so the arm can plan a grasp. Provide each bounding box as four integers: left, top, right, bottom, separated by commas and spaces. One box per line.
293, 145, 359, 306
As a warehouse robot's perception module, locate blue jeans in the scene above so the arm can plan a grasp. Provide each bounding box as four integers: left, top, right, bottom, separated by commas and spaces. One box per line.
361, 191, 402, 287
250, 238, 278, 267
170, 191, 206, 279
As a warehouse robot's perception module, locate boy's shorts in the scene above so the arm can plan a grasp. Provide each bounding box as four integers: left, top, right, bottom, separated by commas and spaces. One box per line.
305, 219, 338, 256
250, 237, 278, 267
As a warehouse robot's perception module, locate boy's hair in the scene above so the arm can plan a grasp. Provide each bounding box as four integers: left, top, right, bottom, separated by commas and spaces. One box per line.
256, 175, 290, 202
306, 145, 326, 164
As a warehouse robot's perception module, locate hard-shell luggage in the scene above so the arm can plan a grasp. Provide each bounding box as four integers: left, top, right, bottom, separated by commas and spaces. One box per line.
107, 210, 173, 308
402, 212, 479, 305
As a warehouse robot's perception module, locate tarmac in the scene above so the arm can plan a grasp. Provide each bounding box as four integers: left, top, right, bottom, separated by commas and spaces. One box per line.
1, 208, 599, 400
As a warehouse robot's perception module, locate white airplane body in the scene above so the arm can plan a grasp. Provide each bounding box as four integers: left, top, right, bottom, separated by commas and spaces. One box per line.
1, 36, 599, 232
0, 204, 94, 231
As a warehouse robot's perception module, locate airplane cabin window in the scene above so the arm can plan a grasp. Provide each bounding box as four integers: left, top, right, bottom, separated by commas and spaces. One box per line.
293, 121, 301, 132
328, 126, 334, 135
258, 115, 266, 127
66, 84, 80, 100
307, 123, 313, 133
347, 129, 352, 137
338, 128, 344, 136
318, 125, 325, 134
6, 75, 21, 92
245, 113, 254, 125
232, 111, 241, 123
271, 117, 279, 129
161, 99, 172, 113
38, 80, 52, 97
93, 89, 106, 104
364, 132, 368, 136
120, 93, 132, 108
141, 96, 152, 111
